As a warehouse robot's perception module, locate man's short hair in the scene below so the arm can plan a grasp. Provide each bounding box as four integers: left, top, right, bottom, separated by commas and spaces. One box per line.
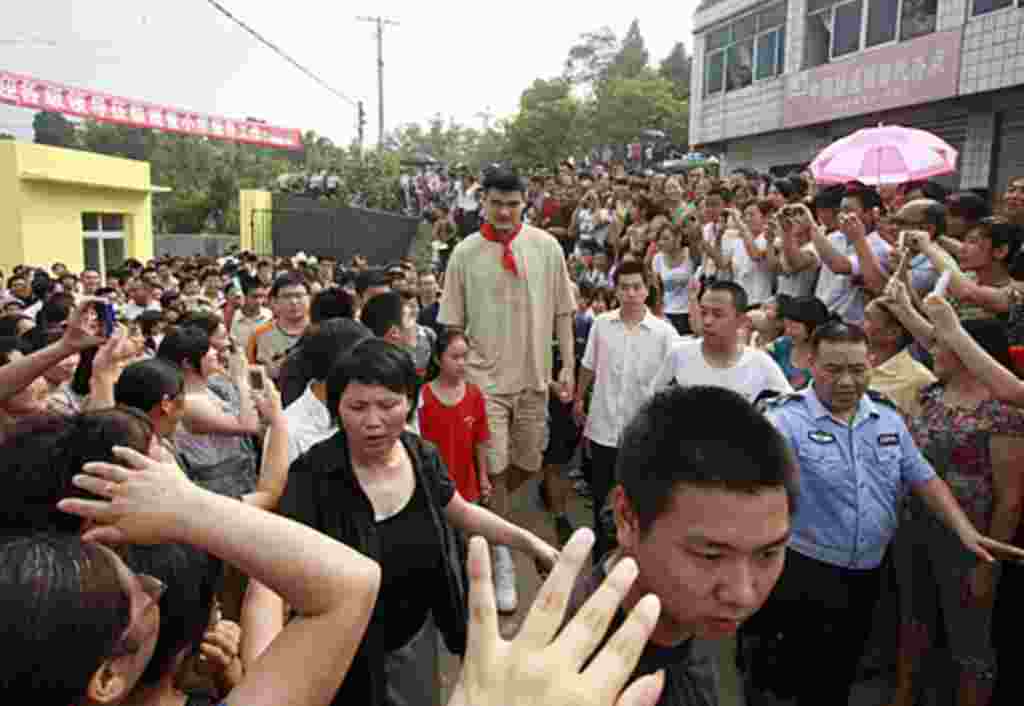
310, 288, 355, 323
270, 271, 309, 298
482, 167, 526, 196
977, 218, 1024, 268
616, 386, 798, 535
359, 290, 404, 338
612, 260, 649, 287
304, 318, 372, 381
355, 267, 390, 296
240, 275, 268, 296
906, 179, 948, 203
705, 280, 748, 313
813, 185, 845, 211
843, 185, 882, 211
810, 320, 868, 352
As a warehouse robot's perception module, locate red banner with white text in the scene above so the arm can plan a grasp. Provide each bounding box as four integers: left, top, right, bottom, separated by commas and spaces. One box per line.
0, 70, 303, 150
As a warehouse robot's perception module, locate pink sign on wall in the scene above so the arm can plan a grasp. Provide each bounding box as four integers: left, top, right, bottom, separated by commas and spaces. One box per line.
0, 71, 303, 150
783, 30, 963, 130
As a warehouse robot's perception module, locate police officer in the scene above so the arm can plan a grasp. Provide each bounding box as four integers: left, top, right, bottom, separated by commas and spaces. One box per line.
743, 320, 1019, 706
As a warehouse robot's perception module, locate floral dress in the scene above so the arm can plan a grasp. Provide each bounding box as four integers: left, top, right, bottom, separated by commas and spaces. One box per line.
907, 383, 1024, 530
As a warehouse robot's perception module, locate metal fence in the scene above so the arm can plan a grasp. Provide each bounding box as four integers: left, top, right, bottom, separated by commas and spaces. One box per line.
155, 234, 240, 258
250, 194, 422, 265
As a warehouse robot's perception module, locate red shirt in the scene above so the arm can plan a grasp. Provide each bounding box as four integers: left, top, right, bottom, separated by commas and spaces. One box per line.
418, 382, 490, 502
541, 197, 562, 224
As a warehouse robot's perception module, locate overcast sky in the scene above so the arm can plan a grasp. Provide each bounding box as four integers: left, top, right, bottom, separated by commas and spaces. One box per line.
2, 0, 697, 146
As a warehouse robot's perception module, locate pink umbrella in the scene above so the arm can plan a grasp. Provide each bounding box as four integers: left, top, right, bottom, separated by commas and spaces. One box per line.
809, 125, 958, 186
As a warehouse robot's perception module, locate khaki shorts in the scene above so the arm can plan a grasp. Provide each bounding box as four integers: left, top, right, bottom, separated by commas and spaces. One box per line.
484, 388, 548, 475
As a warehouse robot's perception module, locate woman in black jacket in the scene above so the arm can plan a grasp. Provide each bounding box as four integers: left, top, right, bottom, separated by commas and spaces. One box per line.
280, 338, 558, 706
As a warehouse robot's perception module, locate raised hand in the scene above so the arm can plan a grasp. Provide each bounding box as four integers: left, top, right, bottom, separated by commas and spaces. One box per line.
921, 292, 960, 336
62, 298, 108, 351
450, 529, 663, 706
57, 446, 197, 546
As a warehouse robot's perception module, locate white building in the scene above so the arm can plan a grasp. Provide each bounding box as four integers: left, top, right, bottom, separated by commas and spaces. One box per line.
690, 0, 1024, 195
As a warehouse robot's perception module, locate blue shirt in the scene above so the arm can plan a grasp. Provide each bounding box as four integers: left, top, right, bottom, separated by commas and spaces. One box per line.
765, 386, 935, 570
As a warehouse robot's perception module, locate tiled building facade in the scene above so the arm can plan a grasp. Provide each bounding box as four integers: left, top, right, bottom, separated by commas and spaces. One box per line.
690, 0, 1024, 195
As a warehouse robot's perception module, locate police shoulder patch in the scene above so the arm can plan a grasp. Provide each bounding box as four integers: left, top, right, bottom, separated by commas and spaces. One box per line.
760, 391, 805, 411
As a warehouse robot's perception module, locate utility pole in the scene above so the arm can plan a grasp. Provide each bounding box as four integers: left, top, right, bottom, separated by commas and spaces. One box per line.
357, 100, 366, 150
356, 15, 399, 148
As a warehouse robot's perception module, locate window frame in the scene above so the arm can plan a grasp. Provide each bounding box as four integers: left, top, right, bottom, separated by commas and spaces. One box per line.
970, 0, 1015, 17
703, 2, 787, 98
803, 0, 939, 68
82, 212, 127, 280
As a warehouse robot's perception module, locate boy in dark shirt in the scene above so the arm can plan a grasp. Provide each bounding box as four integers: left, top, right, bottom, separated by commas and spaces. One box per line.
561, 385, 798, 706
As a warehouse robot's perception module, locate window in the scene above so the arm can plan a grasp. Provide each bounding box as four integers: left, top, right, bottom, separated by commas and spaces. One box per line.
804, 0, 936, 68
972, 0, 1013, 15
703, 3, 787, 97
82, 213, 126, 278
705, 51, 725, 94
833, 0, 863, 56
900, 0, 938, 41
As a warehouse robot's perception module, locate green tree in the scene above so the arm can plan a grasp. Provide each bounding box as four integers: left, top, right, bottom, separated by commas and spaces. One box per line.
79, 121, 152, 161
607, 19, 650, 80
504, 78, 582, 169
587, 72, 689, 151
564, 27, 619, 86
33, 111, 77, 148
659, 41, 692, 100
0, 133, 14, 140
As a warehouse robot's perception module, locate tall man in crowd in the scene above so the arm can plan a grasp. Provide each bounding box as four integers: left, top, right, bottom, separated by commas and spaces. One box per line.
439, 167, 576, 613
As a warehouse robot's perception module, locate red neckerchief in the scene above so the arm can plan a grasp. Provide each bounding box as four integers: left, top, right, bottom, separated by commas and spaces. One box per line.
480, 223, 522, 277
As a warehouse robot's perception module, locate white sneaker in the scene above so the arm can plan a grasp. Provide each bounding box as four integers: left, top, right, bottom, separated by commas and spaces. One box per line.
493, 545, 518, 614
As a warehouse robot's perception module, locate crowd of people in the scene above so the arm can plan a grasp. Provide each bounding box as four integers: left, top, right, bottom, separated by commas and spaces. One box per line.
4, 158, 1024, 706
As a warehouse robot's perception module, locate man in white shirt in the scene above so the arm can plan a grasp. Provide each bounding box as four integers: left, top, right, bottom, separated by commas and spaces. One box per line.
574, 260, 677, 559
280, 318, 371, 464
654, 280, 792, 403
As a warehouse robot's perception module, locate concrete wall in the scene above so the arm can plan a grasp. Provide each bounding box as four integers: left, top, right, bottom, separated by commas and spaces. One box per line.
0, 142, 154, 272
0, 142, 23, 274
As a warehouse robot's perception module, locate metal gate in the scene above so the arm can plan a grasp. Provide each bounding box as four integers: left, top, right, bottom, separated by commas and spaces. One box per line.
250, 195, 421, 265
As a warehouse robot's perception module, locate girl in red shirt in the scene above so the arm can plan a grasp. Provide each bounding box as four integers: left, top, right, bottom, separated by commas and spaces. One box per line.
418, 329, 491, 503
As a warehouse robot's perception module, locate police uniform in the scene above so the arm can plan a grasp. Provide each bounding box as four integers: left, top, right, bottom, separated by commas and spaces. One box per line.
742, 385, 936, 706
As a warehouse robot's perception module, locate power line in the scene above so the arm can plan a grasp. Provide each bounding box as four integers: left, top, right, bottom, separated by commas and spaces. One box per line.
204, 0, 359, 109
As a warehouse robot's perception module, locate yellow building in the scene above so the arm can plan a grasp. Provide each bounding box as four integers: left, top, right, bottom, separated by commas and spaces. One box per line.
0, 140, 167, 277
